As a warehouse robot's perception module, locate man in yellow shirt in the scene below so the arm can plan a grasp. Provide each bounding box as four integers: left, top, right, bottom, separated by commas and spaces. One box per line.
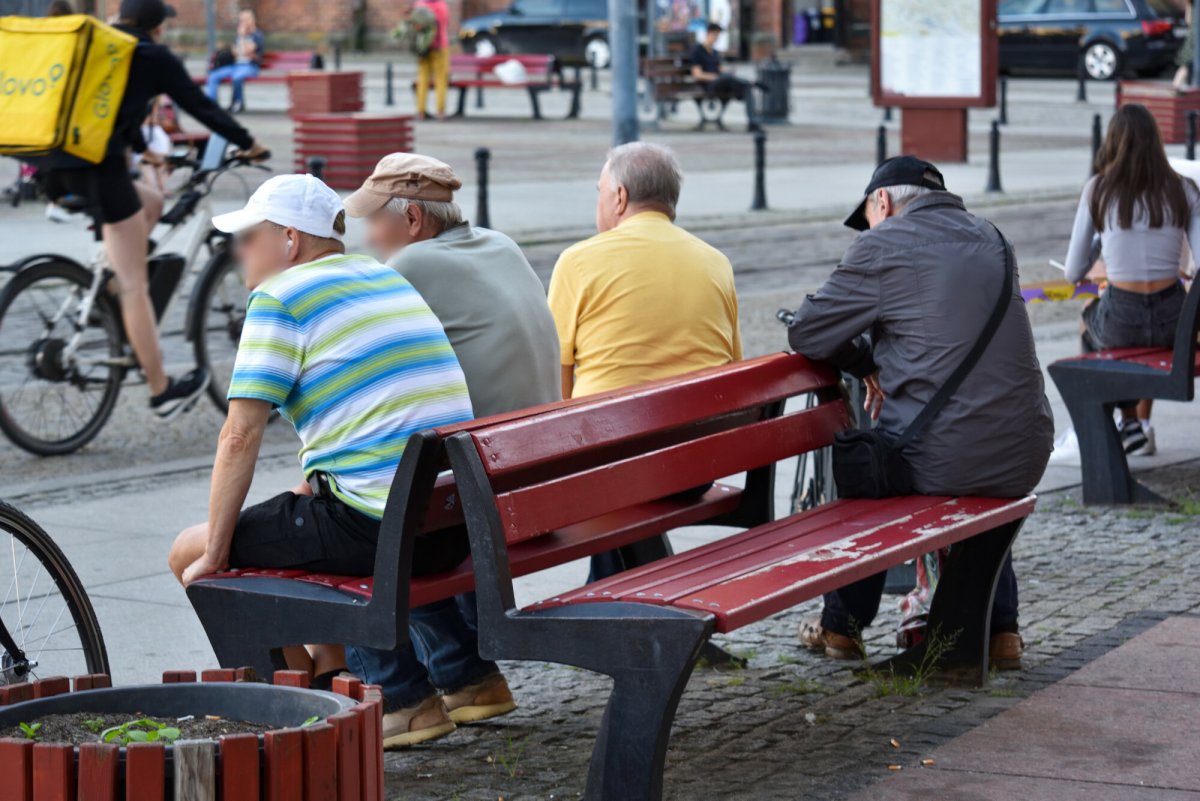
548, 141, 742, 578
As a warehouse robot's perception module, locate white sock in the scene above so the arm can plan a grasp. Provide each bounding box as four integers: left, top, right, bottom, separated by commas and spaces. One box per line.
1139, 419, 1152, 433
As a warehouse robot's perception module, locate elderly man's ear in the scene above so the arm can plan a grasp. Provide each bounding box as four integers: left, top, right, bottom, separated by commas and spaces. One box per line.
614, 184, 629, 217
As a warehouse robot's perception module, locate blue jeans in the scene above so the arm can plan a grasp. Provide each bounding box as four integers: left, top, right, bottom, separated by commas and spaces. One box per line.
346, 593, 497, 712
206, 63, 260, 105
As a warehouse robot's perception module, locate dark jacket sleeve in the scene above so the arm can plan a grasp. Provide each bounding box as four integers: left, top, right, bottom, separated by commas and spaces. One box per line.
153, 47, 254, 149
787, 235, 881, 378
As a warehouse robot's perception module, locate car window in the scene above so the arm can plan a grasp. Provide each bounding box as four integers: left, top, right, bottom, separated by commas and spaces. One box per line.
999, 0, 1048, 14
565, 0, 607, 17
512, 0, 565, 15
1092, 0, 1131, 12
1044, 0, 1093, 13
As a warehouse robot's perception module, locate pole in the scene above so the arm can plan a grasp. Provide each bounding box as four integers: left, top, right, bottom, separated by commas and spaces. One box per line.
985, 120, 1002, 193
1076, 58, 1087, 102
474, 147, 491, 229
205, 0, 217, 57
751, 130, 767, 211
609, 0, 639, 145
998, 76, 1008, 125
875, 124, 886, 166
385, 62, 395, 106
882, 106, 892, 122
306, 156, 327, 182
1193, 0, 1200, 88
1091, 113, 1102, 175
334, 44, 342, 71
1190, 111, 1198, 160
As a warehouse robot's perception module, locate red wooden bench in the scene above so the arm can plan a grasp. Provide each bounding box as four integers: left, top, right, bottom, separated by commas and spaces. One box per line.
193, 50, 317, 102
413, 53, 582, 120
445, 352, 1036, 800
1048, 277, 1200, 504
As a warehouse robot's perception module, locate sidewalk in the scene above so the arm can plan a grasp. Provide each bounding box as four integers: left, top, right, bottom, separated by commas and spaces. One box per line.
849, 615, 1200, 801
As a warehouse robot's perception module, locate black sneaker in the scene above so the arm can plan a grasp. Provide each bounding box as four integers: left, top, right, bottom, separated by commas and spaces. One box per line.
1119, 418, 1147, 454
150, 368, 211, 421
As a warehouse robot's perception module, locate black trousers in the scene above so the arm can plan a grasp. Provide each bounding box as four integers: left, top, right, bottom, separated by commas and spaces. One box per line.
703, 74, 759, 123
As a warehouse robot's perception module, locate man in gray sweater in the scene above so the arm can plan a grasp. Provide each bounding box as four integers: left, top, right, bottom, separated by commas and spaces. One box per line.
343, 153, 561, 745
787, 156, 1053, 669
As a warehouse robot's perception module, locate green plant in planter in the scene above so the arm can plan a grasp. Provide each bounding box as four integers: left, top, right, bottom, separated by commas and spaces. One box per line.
81, 718, 106, 734
18, 722, 41, 741
100, 718, 181, 746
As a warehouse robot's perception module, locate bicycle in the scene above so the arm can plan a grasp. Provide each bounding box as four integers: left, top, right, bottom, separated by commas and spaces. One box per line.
0, 501, 108, 685
0, 138, 270, 456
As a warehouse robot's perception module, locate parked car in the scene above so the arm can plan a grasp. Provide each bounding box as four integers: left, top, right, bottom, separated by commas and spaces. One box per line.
459, 0, 614, 67
998, 0, 1184, 81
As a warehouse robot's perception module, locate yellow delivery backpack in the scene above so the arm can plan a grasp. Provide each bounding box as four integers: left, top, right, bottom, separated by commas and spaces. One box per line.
0, 14, 137, 164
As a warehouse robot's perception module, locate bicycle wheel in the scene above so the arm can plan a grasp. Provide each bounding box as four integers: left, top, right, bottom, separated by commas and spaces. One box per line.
0, 259, 124, 456
189, 242, 248, 413
0, 501, 109, 684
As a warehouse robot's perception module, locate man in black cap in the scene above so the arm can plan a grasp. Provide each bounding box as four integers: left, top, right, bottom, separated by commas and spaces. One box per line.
42, 0, 268, 420
785, 156, 1053, 670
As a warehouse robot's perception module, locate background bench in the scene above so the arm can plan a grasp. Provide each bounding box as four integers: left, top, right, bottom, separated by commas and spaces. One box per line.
447, 353, 1036, 801
1048, 277, 1199, 504
414, 54, 581, 120
642, 56, 738, 130
195, 50, 317, 94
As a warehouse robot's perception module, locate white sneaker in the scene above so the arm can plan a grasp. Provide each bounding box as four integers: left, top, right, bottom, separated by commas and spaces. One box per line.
1047, 427, 1079, 465
44, 203, 73, 223
1128, 426, 1156, 457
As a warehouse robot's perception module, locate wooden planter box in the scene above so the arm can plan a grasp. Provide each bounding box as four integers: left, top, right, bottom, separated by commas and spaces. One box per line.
1116, 80, 1200, 144
0, 669, 383, 801
287, 71, 365, 116
293, 113, 415, 189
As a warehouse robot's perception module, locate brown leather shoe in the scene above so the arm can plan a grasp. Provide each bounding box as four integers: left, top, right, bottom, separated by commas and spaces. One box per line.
798, 619, 863, 661
990, 632, 1024, 671
442, 673, 518, 724
381, 695, 456, 749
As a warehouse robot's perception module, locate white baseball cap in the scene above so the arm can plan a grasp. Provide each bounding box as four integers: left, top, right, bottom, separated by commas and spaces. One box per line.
212, 174, 344, 240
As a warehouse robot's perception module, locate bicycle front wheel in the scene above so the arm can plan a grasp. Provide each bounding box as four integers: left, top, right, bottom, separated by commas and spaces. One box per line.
190, 243, 248, 414
0, 501, 109, 684
0, 259, 124, 456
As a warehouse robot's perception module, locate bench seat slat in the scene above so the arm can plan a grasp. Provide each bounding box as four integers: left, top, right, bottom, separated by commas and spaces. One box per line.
532, 495, 1035, 633
1057, 345, 1197, 373
494, 401, 848, 542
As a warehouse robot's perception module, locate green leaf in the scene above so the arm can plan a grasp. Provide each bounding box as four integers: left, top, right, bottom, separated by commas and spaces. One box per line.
301, 716, 320, 728
125, 730, 149, 743
157, 727, 181, 742
101, 727, 123, 743
18, 722, 41, 740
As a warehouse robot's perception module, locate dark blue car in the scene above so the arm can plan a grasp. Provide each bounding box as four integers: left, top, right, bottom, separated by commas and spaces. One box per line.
459, 0, 613, 67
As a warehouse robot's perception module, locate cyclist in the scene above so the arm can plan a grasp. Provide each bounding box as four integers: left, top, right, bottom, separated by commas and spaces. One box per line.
40, 0, 269, 420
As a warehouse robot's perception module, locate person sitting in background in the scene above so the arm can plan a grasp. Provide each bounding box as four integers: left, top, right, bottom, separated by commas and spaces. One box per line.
787, 155, 1053, 670
1063, 103, 1200, 457
206, 9, 264, 113
340, 152, 562, 740
548, 142, 742, 580
168, 174, 476, 750
690, 22, 761, 131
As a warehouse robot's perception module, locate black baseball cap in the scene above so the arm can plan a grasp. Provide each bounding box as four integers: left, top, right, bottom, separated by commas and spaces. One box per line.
844, 155, 947, 231
118, 0, 176, 29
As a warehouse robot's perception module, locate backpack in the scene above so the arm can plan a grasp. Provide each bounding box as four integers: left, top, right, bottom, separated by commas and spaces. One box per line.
0, 15, 137, 165
398, 5, 439, 58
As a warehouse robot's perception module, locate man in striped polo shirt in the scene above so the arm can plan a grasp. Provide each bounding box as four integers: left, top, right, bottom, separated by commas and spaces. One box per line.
169, 174, 496, 747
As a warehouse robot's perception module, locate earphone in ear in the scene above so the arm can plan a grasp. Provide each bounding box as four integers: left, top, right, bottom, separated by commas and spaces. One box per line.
284, 238, 293, 255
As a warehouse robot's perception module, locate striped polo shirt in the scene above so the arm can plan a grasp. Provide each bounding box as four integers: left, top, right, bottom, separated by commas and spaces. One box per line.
228, 253, 473, 519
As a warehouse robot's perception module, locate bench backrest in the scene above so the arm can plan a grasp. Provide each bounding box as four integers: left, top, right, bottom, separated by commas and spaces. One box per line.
641, 56, 692, 81
449, 53, 558, 80
446, 353, 848, 615
261, 50, 314, 71
1170, 276, 1200, 390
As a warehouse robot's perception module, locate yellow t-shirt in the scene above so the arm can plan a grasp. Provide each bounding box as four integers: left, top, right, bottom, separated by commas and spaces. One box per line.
548, 211, 743, 398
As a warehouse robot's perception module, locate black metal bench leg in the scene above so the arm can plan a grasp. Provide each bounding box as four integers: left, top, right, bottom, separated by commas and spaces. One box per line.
528, 87, 543, 119
455, 86, 468, 117
567, 84, 582, 119
1060, 391, 1158, 505
869, 518, 1024, 687
189, 590, 287, 678
582, 622, 708, 801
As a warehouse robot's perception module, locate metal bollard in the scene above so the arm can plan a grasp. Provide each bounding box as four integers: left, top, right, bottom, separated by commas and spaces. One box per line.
1188, 111, 1198, 161
751, 130, 768, 211
306, 156, 327, 181
985, 120, 1002, 193
334, 44, 342, 71
474, 147, 491, 228
1076, 61, 1087, 102
476, 86, 485, 109
385, 62, 395, 107
882, 106, 892, 122
1091, 113, 1102, 175
876, 124, 887, 166
590, 62, 599, 91
998, 76, 1008, 125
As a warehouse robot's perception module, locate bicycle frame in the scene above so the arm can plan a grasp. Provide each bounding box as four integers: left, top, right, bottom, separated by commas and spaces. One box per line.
0, 614, 31, 681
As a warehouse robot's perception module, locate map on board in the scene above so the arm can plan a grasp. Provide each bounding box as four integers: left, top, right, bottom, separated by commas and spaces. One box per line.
879, 0, 982, 98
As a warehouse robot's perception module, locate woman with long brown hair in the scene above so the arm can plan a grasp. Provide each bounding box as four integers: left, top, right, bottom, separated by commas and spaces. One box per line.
1064, 103, 1200, 455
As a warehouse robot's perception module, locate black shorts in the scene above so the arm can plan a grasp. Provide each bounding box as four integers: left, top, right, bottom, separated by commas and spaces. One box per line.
42, 154, 141, 224
1081, 282, 1184, 353
229, 491, 470, 577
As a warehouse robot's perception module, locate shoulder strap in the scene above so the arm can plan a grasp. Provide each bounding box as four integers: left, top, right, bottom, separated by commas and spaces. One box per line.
893, 222, 1014, 449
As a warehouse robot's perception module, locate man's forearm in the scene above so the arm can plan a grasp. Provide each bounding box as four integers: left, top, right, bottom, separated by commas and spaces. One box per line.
204, 421, 263, 564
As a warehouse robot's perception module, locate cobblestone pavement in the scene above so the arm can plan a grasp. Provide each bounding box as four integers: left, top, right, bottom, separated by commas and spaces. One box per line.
380, 460, 1200, 801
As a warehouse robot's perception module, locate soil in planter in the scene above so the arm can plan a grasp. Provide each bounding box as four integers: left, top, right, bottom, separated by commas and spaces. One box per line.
6, 712, 273, 745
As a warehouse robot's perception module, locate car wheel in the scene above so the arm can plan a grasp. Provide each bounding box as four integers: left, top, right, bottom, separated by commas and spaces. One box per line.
1083, 41, 1121, 81
585, 35, 611, 69
472, 34, 499, 58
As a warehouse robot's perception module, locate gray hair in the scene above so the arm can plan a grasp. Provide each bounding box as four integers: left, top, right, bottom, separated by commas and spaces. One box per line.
874, 170, 943, 209
605, 142, 682, 216
384, 197, 463, 233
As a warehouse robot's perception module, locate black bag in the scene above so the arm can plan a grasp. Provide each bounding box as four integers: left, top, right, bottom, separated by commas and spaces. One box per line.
832, 222, 1015, 499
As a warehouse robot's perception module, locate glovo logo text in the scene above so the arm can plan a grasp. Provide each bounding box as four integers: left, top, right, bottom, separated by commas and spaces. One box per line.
91, 43, 124, 120
0, 63, 66, 98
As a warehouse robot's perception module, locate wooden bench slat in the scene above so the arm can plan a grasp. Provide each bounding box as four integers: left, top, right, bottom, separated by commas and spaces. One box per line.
494, 401, 848, 541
